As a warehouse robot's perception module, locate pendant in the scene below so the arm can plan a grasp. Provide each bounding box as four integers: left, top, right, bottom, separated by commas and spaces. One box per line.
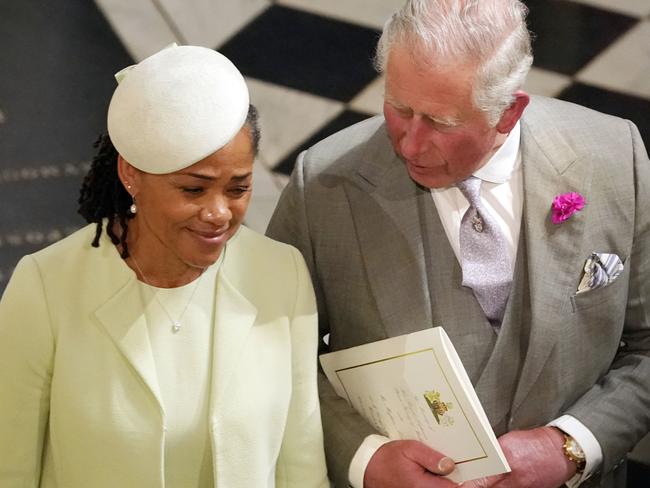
172, 321, 181, 333
471, 214, 484, 233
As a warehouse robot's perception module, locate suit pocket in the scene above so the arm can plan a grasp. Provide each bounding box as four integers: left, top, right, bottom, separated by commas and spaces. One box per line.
570, 257, 630, 312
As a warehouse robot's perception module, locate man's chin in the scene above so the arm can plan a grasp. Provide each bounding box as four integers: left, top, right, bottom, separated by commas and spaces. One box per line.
406, 168, 452, 189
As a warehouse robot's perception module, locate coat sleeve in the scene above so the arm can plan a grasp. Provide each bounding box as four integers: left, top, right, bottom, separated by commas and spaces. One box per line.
267, 153, 378, 488
275, 247, 329, 487
0, 255, 55, 486
566, 120, 650, 476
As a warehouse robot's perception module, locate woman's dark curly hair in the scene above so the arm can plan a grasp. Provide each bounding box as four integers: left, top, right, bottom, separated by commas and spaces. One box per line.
78, 104, 261, 259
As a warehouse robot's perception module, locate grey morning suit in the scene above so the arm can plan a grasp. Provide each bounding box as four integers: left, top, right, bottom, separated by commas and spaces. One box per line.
267, 96, 650, 487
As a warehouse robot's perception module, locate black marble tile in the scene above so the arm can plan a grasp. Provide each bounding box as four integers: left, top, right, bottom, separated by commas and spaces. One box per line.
628, 458, 650, 488
219, 5, 381, 102
0, 0, 133, 167
558, 82, 650, 147
525, 0, 638, 75
273, 109, 373, 175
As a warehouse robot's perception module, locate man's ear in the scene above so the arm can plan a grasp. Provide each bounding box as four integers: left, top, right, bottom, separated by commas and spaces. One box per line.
496, 90, 530, 134
117, 154, 139, 194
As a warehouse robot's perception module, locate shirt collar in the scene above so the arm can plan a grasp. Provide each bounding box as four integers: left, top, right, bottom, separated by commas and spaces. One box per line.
473, 121, 521, 184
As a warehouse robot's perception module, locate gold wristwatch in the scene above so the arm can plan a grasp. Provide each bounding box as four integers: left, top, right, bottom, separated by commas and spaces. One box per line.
562, 434, 586, 474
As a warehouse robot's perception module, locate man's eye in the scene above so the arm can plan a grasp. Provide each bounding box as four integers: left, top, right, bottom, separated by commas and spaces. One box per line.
396, 107, 412, 117
182, 187, 204, 194
426, 117, 455, 130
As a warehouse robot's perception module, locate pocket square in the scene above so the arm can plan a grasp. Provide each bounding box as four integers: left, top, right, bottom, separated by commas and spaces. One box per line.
577, 252, 624, 294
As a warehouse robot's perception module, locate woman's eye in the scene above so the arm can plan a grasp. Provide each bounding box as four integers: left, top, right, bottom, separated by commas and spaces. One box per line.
230, 186, 251, 196
182, 187, 204, 194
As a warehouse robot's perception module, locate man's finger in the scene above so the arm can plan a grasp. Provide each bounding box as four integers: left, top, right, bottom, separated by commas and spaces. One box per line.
401, 440, 456, 475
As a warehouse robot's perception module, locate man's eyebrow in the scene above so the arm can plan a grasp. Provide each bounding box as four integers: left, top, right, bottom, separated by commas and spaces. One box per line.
426, 114, 461, 127
384, 94, 405, 107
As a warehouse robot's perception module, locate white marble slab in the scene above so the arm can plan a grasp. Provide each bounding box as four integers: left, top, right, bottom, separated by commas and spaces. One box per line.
245, 162, 283, 233
94, 0, 269, 61
350, 75, 385, 115
576, 20, 650, 100
569, 0, 650, 18
95, 0, 178, 61
277, 0, 403, 29
523, 67, 573, 98
246, 77, 344, 168
159, 0, 269, 49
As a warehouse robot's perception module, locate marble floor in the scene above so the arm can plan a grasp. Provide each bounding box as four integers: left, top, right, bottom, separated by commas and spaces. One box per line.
2, 1, 649, 288
1, 0, 650, 481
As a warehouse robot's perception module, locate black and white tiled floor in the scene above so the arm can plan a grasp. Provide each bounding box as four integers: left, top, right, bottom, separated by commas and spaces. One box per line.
2, 0, 649, 290
1, 0, 650, 479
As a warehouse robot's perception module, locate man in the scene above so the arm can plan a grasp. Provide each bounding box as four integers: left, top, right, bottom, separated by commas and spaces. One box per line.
266, 1, 650, 487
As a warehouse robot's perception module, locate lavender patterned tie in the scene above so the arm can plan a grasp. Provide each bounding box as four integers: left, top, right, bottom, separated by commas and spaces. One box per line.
456, 176, 512, 327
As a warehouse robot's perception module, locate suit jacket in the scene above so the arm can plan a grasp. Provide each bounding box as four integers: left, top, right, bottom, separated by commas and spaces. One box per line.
0, 224, 329, 488
266, 96, 650, 487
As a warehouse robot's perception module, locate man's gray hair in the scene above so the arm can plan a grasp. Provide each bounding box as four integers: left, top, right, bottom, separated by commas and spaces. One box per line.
375, 0, 533, 126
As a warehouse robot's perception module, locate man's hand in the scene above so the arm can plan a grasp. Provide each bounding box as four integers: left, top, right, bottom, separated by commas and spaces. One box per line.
364, 439, 457, 488
461, 427, 577, 488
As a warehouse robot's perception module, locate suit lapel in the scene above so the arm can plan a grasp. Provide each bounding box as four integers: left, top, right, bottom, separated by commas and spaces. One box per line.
345, 128, 433, 338
95, 277, 164, 413
512, 110, 593, 411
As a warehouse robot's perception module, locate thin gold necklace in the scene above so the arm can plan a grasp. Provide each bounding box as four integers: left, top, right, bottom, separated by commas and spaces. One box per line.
130, 254, 204, 334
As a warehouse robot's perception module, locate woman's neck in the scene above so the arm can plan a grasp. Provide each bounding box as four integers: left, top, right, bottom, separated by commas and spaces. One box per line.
113, 220, 205, 288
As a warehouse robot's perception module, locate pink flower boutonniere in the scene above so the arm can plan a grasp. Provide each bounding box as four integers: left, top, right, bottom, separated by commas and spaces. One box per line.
551, 192, 586, 224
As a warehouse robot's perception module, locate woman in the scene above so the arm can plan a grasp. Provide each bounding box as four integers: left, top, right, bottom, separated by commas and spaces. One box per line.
0, 44, 329, 488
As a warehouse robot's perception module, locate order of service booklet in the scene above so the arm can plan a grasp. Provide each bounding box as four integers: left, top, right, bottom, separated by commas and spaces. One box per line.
319, 327, 510, 483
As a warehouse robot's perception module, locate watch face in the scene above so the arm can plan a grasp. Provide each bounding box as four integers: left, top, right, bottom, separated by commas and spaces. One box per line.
563, 435, 586, 472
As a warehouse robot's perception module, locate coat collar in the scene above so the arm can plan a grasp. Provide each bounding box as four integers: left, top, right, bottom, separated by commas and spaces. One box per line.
347, 123, 434, 338
93, 229, 258, 418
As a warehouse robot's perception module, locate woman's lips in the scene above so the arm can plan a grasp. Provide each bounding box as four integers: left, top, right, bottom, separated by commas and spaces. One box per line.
187, 227, 229, 244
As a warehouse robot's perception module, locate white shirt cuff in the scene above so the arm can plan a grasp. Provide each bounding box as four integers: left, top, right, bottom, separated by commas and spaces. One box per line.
548, 414, 603, 487
348, 434, 391, 488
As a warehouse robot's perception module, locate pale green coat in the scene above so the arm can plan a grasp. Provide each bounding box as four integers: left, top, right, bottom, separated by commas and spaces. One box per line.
0, 224, 329, 488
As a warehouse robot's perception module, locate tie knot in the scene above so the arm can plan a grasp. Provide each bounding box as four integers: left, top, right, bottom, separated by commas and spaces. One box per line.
456, 176, 482, 206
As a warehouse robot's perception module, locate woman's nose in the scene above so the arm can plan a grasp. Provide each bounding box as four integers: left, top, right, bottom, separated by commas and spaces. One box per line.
199, 198, 231, 224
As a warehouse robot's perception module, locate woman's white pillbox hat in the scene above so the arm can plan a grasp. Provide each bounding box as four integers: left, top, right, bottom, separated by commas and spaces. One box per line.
107, 44, 249, 174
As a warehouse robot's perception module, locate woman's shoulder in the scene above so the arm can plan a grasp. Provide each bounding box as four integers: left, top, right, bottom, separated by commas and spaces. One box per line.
225, 226, 307, 280
14, 224, 123, 292
28, 224, 103, 266
231, 225, 302, 259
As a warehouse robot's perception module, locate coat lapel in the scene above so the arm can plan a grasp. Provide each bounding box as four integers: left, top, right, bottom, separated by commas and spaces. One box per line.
95, 277, 164, 413
345, 127, 433, 338
209, 243, 258, 412
512, 109, 593, 411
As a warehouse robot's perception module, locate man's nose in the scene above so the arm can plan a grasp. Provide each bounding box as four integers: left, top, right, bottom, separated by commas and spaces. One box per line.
399, 116, 430, 160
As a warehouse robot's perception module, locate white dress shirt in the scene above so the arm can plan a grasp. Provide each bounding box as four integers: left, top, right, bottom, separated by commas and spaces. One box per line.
348, 122, 602, 487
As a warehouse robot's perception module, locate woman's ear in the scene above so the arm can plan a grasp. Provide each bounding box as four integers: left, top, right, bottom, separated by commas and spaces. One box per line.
117, 155, 139, 195
496, 90, 530, 134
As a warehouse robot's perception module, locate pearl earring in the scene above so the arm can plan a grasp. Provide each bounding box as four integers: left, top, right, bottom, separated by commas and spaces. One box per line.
129, 197, 137, 215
